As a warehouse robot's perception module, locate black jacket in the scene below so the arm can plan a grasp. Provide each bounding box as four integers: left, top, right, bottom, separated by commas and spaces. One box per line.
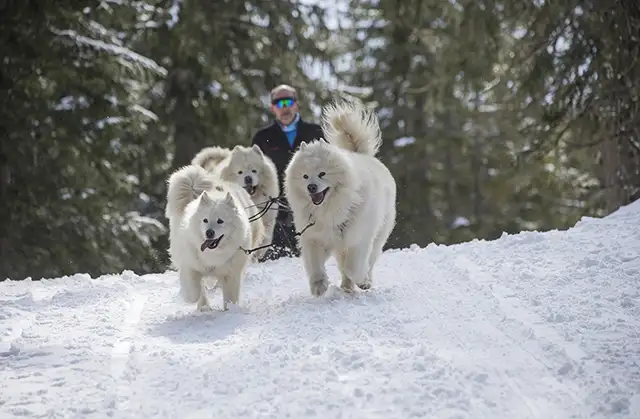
251, 118, 324, 196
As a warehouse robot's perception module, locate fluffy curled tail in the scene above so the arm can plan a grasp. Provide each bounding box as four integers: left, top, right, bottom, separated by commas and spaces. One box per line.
165, 165, 214, 218
191, 146, 231, 172
321, 98, 382, 156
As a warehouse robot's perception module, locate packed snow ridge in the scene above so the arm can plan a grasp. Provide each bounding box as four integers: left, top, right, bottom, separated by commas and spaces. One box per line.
1, 201, 639, 418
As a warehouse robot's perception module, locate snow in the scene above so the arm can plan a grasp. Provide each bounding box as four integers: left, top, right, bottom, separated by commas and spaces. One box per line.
1, 201, 640, 418
51, 29, 167, 76
167, 0, 181, 29
394, 136, 416, 147
451, 215, 471, 228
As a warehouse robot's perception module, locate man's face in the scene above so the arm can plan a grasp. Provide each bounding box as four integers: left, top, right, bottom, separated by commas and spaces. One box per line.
270, 89, 299, 125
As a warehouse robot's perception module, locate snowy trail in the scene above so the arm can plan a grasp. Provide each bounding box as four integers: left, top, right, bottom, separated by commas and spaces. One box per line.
1, 202, 639, 418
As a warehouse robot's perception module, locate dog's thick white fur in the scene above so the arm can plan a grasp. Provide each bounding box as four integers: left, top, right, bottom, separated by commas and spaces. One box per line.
284, 98, 396, 296
192, 144, 279, 260
165, 165, 264, 311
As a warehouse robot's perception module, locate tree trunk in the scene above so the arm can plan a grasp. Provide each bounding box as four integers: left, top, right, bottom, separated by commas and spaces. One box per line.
600, 136, 624, 213
168, 67, 201, 169
471, 93, 483, 227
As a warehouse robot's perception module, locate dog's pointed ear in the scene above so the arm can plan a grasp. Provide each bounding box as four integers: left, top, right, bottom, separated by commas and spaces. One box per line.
224, 191, 235, 205
232, 145, 242, 154
299, 142, 307, 151
252, 144, 263, 155
198, 191, 212, 205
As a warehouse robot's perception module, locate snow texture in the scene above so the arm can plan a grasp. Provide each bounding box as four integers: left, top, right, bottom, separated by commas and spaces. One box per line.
1, 200, 639, 418
51, 29, 167, 76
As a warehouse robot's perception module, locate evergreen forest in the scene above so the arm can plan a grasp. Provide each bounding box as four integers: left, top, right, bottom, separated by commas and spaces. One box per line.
2, 0, 638, 280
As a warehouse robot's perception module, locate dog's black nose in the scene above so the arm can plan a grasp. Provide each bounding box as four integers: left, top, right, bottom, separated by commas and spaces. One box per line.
307, 183, 318, 194
244, 175, 253, 185
205, 229, 215, 239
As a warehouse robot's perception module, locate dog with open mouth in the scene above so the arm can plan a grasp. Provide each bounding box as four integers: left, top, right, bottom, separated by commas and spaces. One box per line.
192, 144, 279, 261
165, 165, 264, 312
284, 97, 397, 297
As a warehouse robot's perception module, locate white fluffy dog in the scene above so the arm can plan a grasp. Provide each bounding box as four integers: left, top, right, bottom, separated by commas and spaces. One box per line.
192, 144, 279, 260
284, 98, 397, 296
165, 165, 264, 311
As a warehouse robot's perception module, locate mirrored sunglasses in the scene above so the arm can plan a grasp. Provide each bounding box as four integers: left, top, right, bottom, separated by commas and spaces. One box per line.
272, 97, 295, 109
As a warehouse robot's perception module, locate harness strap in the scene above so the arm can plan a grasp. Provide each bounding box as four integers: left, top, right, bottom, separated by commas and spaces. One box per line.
240, 220, 315, 255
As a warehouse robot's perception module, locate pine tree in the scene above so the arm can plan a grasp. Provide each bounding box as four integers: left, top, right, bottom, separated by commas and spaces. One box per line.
338, 0, 600, 248
499, 0, 640, 214
1, 1, 167, 280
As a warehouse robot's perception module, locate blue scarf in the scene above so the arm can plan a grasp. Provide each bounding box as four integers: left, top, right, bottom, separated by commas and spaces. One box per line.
279, 113, 300, 148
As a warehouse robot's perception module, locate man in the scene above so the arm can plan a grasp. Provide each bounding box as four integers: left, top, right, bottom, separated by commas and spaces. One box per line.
251, 84, 324, 261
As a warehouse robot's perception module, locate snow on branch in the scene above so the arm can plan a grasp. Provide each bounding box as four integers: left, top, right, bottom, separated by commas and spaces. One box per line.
51, 28, 167, 76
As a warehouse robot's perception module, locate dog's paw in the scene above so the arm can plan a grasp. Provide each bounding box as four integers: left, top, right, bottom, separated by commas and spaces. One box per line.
356, 276, 372, 290
309, 278, 329, 297
340, 276, 355, 293
223, 302, 241, 312
197, 303, 212, 313
196, 295, 212, 312
356, 282, 371, 290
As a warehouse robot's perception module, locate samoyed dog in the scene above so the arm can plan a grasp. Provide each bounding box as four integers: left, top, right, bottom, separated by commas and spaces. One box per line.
284, 98, 396, 296
165, 165, 264, 311
192, 144, 279, 260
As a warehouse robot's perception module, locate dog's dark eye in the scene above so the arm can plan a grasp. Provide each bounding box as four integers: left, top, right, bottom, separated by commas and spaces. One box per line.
252, 169, 257, 173
237, 170, 243, 175
303, 174, 309, 179
318, 171, 326, 178
217, 219, 224, 224
203, 218, 208, 224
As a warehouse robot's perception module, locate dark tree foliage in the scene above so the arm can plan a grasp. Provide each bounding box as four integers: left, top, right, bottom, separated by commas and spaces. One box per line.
2, 0, 637, 280
1, 0, 167, 280
338, 0, 599, 247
